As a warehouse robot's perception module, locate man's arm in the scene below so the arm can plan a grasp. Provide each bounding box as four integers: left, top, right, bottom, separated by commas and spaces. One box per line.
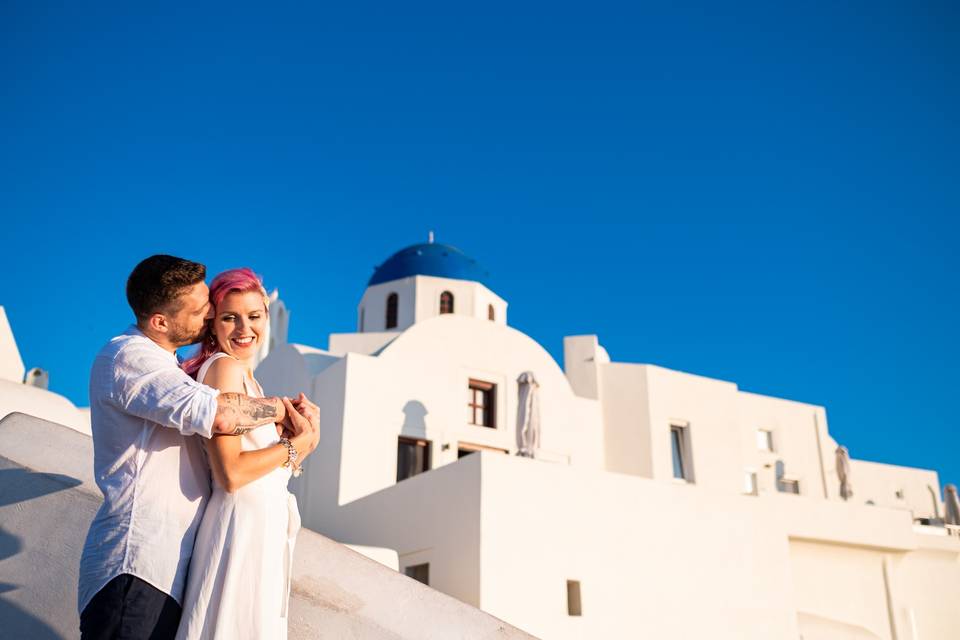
211, 393, 286, 435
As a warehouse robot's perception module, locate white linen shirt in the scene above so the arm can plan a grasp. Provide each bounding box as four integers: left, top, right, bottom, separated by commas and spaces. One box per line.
78, 326, 220, 614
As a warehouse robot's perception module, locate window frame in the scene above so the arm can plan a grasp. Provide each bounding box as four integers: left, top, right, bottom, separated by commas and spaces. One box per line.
457, 442, 508, 458
670, 423, 694, 483
777, 477, 801, 495
467, 379, 497, 428
743, 469, 759, 495
397, 436, 432, 482
756, 428, 775, 452
440, 291, 455, 314
385, 292, 399, 329
566, 580, 582, 616
404, 563, 430, 586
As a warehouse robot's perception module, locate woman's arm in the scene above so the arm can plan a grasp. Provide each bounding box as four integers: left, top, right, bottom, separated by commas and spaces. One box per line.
202, 357, 315, 493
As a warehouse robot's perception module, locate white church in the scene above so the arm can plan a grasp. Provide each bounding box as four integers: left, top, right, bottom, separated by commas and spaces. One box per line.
2, 240, 959, 639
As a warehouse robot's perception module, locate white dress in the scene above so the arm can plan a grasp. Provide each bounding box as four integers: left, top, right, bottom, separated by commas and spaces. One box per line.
176, 352, 301, 640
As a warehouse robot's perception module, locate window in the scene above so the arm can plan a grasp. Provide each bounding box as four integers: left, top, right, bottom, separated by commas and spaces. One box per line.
670, 424, 692, 481
397, 437, 431, 482
458, 442, 508, 458
405, 563, 429, 586
386, 293, 398, 329
566, 580, 582, 616
468, 379, 496, 428
756, 429, 774, 452
440, 291, 455, 314
488, 304, 495, 321
777, 478, 800, 495
743, 470, 758, 495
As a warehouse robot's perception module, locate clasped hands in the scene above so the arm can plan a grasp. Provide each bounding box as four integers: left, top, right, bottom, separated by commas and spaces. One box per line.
276, 393, 320, 457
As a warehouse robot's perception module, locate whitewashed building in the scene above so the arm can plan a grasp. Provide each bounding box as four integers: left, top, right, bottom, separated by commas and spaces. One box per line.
254, 240, 960, 640
1, 241, 958, 639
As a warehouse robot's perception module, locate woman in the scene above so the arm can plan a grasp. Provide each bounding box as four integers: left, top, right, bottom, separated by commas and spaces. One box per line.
176, 268, 319, 640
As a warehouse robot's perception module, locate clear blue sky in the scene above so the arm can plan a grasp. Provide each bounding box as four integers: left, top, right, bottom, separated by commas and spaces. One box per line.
2, 2, 957, 486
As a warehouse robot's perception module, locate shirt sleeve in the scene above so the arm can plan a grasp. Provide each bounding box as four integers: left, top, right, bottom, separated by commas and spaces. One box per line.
112, 343, 219, 438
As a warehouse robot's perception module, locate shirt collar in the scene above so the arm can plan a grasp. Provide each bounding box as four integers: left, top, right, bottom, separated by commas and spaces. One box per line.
124, 325, 179, 363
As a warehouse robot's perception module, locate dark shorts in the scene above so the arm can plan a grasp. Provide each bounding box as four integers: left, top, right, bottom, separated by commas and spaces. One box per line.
80, 574, 182, 640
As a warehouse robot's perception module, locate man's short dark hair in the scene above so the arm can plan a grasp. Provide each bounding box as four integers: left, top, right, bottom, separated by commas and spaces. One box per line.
126, 255, 206, 322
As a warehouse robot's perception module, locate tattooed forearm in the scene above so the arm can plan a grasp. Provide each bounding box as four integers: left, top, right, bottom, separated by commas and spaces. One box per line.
215, 393, 283, 432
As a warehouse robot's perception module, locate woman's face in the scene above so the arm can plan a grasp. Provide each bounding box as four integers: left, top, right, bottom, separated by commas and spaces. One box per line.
213, 290, 267, 364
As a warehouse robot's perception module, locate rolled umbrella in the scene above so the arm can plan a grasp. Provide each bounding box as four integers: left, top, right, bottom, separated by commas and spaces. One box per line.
516, 371, 540, 458
945, 484, 960, 526
836, 445, 853, 501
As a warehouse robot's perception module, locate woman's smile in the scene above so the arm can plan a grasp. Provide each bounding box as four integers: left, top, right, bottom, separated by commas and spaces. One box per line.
213, 290, 268, 365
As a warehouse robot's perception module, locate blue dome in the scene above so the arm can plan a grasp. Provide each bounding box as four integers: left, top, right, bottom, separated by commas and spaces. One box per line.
368, 243, 491, 287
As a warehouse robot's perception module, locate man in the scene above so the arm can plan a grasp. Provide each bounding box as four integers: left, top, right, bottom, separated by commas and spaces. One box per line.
78, 255, 319, 639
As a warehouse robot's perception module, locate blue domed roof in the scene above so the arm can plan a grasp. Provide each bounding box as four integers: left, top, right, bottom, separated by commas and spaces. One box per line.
368, 242, 491, 287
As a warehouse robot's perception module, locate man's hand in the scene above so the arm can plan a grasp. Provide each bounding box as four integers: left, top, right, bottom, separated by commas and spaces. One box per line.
292, 393, 319, 431
282, 395, 320, 456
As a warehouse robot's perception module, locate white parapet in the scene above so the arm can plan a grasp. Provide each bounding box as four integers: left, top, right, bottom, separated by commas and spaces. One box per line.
0, 413, 539, 640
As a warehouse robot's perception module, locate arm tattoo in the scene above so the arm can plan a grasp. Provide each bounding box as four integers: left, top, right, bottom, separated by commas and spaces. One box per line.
216, 393, 280, 432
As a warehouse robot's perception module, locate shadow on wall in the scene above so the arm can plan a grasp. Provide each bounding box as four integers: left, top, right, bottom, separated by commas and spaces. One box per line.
401, 400, 428, 437
0, 467, 83, 640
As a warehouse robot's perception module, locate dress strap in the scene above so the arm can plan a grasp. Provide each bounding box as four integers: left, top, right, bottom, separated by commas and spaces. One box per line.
196, 352, 237, 386
197, 352, 262, 398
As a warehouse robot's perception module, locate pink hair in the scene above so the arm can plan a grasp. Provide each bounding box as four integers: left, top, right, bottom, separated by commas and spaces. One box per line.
181, 267, 269, 378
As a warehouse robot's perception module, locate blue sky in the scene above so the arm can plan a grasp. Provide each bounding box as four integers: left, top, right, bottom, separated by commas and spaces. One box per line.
2, 2, 958, 486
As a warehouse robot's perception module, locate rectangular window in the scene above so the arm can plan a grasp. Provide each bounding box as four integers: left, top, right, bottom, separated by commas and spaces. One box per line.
397, 437, 431, 482
756, 429, 774, 452
670, 425, 692, 481
743, 470, 758, 495
457, 442, 508, 458
468, 379, 496, 428
567, 580, 582, 616
405, 563, 430, 586
778, 478, 800, 495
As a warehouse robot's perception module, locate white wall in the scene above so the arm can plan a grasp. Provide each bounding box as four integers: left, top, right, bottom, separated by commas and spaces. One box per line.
317, 453, 485, 608
475, 453, 959, 640
0, 414, 535, 640
736, 391, 833, 500
358, 279, 417, 332
324, 315, 603, 508
790, 540, 894, 639
0, 307, 25, 384
0, 379, 91, 435
849, 459, 942, 520
477, 453, 799, 640
357, 276, 507, 334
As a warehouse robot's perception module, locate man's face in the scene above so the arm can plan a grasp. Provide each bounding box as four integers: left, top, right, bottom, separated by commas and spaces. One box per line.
165, 282, 212, 347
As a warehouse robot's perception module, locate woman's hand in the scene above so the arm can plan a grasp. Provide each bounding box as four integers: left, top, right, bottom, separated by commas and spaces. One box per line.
281, 395, 319, 460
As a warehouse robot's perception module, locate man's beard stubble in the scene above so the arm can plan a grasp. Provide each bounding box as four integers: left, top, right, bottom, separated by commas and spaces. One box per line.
168, 322, 206, 348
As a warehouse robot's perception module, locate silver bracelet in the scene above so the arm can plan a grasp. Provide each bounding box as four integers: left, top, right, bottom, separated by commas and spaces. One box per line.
278, 437, 301, 477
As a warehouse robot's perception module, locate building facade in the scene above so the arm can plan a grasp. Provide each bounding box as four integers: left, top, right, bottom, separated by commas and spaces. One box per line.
2, 241, 958, 639
255, 240, 960, 640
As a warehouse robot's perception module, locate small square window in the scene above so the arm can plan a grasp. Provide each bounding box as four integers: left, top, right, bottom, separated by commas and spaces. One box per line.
566, 580, 582, 616
405, 563, 429, 585
778, 478, 800, 495
743, 471, 758, 495
756, 429, 774, 452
